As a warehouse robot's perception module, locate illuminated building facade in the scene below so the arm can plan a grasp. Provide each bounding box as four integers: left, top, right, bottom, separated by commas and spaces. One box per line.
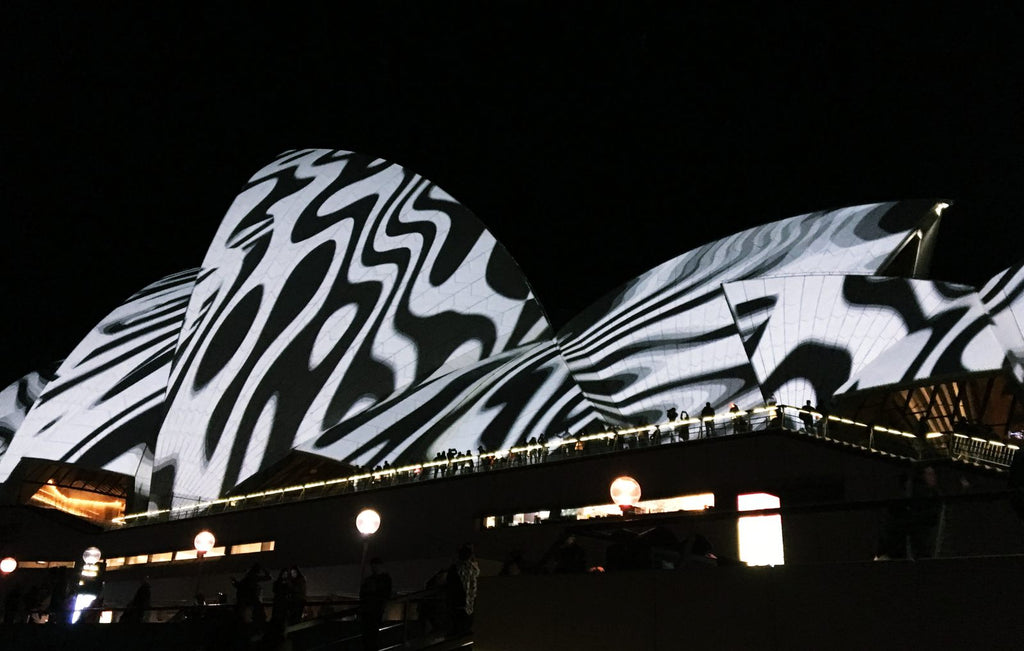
0, 150, 1021, 651
0, 149, 1021, 519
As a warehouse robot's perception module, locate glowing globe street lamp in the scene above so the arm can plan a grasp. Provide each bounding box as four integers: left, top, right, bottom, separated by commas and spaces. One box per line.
194, 530, 216, 558
194, 530, 216, 594
0, 557, 16, 575
610, 476, 642, 514
356, 509, 381, 536
356, 509, 381, 579
72, 547, 104, 623
83, 546, 102, 565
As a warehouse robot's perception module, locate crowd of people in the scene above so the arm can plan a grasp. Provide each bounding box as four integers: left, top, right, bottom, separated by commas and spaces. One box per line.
355, 544, 480, 649
162, 398, 967, 531
336, 402, 801, 487
318, 397, 1006, 497
1, 572, 69, 624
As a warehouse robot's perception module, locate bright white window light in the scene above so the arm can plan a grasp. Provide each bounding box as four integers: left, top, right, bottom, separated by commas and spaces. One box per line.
737, 492, 785, 566
71, 593, 97, 623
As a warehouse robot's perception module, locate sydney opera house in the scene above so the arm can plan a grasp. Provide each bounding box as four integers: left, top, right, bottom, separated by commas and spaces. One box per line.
1, 149, 1022, 647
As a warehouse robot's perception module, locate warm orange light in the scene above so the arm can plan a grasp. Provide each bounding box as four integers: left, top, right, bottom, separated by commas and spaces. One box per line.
28, 483, 125, 522
194, 530, 216, 554
610, 476, 642, 509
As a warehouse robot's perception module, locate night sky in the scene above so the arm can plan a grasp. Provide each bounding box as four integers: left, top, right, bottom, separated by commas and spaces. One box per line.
3, 4, 1022, 385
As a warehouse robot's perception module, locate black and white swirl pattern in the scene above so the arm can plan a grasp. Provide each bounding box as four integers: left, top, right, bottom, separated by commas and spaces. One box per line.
724, 276, 1007, 405
153, 150, 552, 502
0, 270, 197, 492
7, 160, 1018, 510
556, 202, 941, 425
300, 339, 599, 466
0, 367, 57, 460
979, 261, 1024, 385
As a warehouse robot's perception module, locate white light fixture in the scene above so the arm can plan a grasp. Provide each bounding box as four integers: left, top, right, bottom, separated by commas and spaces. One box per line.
737, 492, 785, 566
71, 593, 97, 623
0, 557, 16, 574
356, 509, 381, 535
194, 530, 216, 558
610, 476, 642, 513
82, 546, 102, 565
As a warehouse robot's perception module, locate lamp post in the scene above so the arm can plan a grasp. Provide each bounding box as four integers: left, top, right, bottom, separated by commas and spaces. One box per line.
194, 530, 215, 596
0, 557, 16, 576
72, 547, 104, 623
356, 509, 381, 579
610, 476, 642, 514
83, 547, 102, 565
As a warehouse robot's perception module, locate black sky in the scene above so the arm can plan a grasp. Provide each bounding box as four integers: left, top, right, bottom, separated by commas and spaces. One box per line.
3, 3, 1022, 385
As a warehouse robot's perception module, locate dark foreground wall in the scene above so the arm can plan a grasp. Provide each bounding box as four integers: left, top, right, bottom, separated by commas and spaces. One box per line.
0, 622, 204, 651
2, 557, 1021, 650
475, 556, 1024, 650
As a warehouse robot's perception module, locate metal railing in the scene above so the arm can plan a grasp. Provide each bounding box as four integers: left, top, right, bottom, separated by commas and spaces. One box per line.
948, 432, 1019, 467
108, 406, 1018, 529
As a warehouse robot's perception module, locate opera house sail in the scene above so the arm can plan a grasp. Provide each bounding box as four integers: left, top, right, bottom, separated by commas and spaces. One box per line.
0, 150, 1019, 520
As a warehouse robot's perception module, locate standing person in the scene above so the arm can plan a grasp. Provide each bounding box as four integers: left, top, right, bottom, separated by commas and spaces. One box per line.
445, 544, 479, 638
120, 577, 151, 623
287, 565, 307, 625
908, 465, 944, 558
554, 535, 587, 573
232, 563, 270, 629
270, 569, 292, 624
701, 402, 716, 438
421, 568, 448, 637
359, 558, 392, 650
729, 403, 745, 433
678, 410, 690, 441
800, 400, 816, 433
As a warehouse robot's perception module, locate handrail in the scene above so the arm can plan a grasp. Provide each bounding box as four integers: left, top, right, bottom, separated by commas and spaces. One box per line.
31, 590, 437, 626
107, 405, 1017, 529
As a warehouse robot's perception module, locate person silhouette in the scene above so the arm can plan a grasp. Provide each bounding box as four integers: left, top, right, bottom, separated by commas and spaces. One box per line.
800, 400, 816, 433
701, 402, 716, 437
360, 558, 392, 650
729, 403, 747, 433
678, 410, 690, 441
